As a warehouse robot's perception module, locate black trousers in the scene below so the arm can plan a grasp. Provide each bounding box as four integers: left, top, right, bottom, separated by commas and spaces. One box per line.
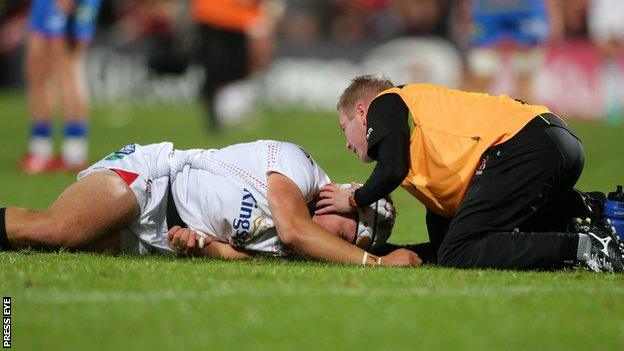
381, 114, 595, 270
196, 25, 248, 129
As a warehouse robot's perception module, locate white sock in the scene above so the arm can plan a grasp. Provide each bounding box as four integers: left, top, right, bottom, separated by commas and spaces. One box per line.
28, 137, 53, 158
61, 137, 88, 166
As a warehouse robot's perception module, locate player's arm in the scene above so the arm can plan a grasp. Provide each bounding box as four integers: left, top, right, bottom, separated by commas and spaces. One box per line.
202, 241, 251, 260
268, 172, 419, 266
353, 93, 411, 207
352, 133, 409, 206
167, 226, 252, 260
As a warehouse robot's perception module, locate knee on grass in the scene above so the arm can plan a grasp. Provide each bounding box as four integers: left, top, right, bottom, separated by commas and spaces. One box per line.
437, 243, 475, 269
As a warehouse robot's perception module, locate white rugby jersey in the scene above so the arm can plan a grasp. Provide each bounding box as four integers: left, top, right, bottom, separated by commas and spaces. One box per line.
169, 140, 330, 256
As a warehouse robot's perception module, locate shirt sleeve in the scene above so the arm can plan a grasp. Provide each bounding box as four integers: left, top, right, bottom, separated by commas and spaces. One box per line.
354, 132, 410, 207
351, 93, 410, 207
266, 142, 331, 202
365, 93, 410, 160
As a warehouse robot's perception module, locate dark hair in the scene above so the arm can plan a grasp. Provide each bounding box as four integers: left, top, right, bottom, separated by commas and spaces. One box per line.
337, 75, 394, 115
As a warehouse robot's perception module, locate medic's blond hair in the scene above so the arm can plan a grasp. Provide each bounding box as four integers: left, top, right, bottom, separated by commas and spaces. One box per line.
337, 75, 394, 118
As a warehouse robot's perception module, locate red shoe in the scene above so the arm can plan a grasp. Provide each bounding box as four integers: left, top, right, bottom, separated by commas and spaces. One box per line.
19, 154, 63, 174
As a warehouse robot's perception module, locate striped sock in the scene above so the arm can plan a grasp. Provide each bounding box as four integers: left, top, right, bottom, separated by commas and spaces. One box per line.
64, 121, 87, 138
62, 121, 88, 166
29, 121, 53, 157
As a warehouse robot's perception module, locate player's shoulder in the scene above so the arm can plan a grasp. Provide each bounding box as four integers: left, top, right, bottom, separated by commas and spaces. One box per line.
261, 140, 329, 193
259, 140, 316, 165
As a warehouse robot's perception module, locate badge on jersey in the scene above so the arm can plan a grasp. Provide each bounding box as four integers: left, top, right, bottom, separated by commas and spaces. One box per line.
105, 144, 137, 161
230, 188, 274, 248
475, 155, 489, 176
298, 147, 314, 166
231, 188, 259, 247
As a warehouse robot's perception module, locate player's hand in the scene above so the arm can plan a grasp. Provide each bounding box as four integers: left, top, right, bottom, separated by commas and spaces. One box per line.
315, 183, 355, 215
381, 248, 422, 266
167, 226, 212, 257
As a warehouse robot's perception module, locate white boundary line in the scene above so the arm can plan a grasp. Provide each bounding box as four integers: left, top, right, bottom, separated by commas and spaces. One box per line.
20, 285, 624, 304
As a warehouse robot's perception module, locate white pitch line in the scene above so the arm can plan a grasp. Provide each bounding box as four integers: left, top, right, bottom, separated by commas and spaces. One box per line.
20, 285, 624, 304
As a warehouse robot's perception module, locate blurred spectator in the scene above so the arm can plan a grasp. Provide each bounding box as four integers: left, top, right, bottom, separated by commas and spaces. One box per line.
588, 0, 624, 123
141, 0, 192, 76
277, 0, 450, 45
105, 0, 189, 51
0, 1, 29, 88
21, 0, 102, 174
561, 0, 589, 38
390, 0, 451, 37
190, 0, 283, 132
278, 3, 324, 45
460, 0, 563, 102
329, 1, 368, 43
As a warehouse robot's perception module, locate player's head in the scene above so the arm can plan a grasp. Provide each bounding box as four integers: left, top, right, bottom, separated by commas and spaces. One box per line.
312, 212, 358, 243
312, 184, 396, 250
337, 75, 394, 163
351, 193, 396, 251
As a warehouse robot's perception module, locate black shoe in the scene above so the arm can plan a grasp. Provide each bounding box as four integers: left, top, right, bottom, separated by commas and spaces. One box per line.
572, 218, 624, 273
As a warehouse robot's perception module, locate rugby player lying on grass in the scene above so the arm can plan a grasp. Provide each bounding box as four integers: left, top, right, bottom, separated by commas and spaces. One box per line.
0, 140, 420, 266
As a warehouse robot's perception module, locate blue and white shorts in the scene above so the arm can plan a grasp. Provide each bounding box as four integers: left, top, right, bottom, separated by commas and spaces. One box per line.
470, 0, 550, 48
29, 0, 101, 41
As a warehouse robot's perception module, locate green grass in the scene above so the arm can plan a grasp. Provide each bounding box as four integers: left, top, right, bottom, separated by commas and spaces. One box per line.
1, 92, 624, 350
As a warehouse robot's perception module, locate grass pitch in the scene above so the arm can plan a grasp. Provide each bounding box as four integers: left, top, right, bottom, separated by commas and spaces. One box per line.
1, 92, 624, 350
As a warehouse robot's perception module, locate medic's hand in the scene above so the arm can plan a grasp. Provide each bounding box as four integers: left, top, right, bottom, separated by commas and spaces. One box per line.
167, 226, 213, 257
315, 183, 355, 215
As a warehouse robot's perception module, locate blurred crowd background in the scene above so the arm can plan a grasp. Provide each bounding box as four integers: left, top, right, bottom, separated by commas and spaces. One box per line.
1, 0, 623, 126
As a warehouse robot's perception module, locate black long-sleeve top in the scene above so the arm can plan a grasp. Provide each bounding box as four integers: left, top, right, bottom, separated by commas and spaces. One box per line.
353, 93, 411, 206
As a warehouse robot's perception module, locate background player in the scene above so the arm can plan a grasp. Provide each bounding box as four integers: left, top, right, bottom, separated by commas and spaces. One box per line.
22, 0, 101, 173
460, 0, 563, 101
0, 140, 419, 266
190, 0, 280, 132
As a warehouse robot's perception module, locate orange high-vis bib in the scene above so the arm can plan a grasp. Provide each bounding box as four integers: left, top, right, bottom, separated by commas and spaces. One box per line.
190, 0, 262, 32
378, 84, 551, 217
